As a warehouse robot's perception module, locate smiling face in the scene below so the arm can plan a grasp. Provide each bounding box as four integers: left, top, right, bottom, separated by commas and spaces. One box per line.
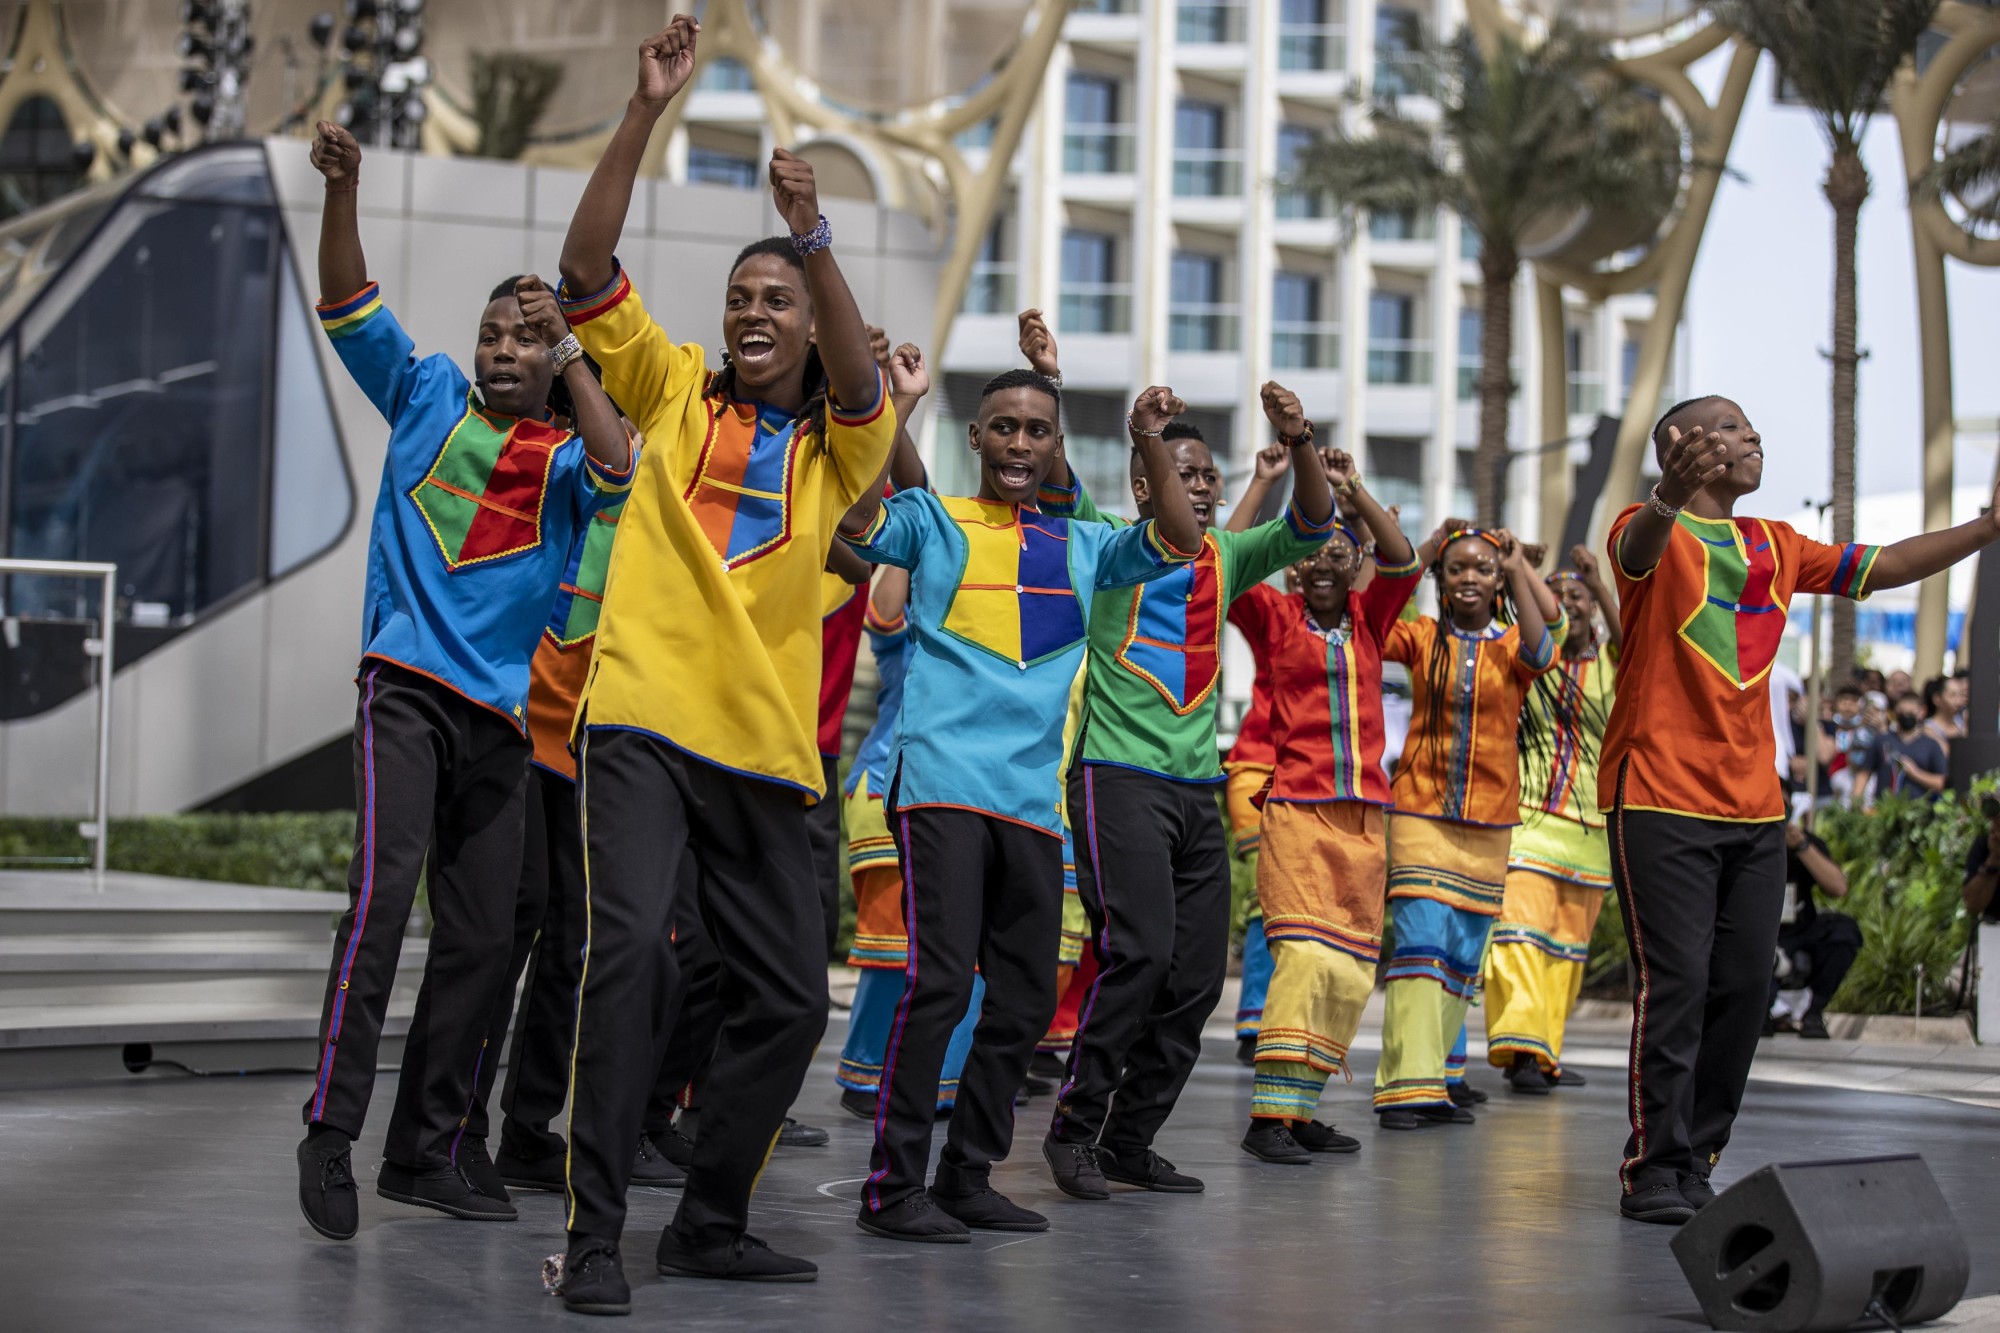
1674, 397, 1764, 498
1438, 534, 1502, 630
1132, 436, 1221, 528
1555, 576, 1597, 645
971, 385, 1063, 505
473, 296, 556, 418
1294, 532, 1361, 620
723, 252, 814, 401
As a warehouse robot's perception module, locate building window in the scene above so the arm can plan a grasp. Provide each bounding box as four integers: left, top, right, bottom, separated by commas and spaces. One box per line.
694, 57, 755, 93
1367, 435, 1425, 533
686, 147, 759, 190
1375, 7, 1425, 97
1278, 0, 1341, 72
1169, 251, 1235, 352
1567, 326, 1603, 415
0, 96, 86, 221
1275, 123, 1326, 218
962, 214, 1015, 316
1178, 0, 1245, 45
1368, 207, 1434, 241
1457, 307, 1482, 400
1271, 272, 1335, 370
1063, 73, 1133, 174
1172, 99, 1236, 197
1367, 291, 1428, 385
1059, 230, 1128, 334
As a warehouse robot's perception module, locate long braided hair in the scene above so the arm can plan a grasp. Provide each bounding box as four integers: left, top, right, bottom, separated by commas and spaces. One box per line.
1409, 529, 1552, 785
1526, 572, 1608, 784
705, 238, 831, 449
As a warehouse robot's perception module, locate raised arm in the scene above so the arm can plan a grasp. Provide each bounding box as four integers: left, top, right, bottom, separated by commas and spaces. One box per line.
559, 18, 697, 297
1257, 382, 1333, 533
1498, 530, 1552, 656
310, 122, 366, 301
1416, 516, 1473, 570
768, 150, 877, 413
1129, 386, 1200, 557
840, 340, 930, 536
1323, 446, 1413, 570
1865, 484, 2000, 590
514, 277, 632, 476
1616, 425, 1728, 578
1572, 545, 1620, 652
1227, 443, 1288, 533
1018, 308, 1071, 491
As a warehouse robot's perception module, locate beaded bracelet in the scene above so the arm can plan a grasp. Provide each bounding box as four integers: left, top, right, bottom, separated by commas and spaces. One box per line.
551, 332, 585, 375
1646, 483, 1683, 518
791, 213, 833, 256
1126, 412, 1164, 438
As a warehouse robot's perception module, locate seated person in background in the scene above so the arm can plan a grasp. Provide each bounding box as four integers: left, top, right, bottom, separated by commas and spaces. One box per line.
1766, 817, 1859, 1041
1869, 697, 1948, 802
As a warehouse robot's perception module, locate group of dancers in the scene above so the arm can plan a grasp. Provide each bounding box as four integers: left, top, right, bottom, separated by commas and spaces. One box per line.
289, 15, 2000, 1318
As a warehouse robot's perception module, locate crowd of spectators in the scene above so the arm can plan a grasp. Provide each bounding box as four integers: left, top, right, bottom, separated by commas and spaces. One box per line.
1776, 666, 1965, 810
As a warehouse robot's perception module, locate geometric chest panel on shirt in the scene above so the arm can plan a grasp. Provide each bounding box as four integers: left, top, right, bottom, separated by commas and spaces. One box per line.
546, 497, 624, 647
1114, 535, 1222, 714
938, 495, 1084, 668
409, 403, 566, 571
1676, 517, 1783, 691
686, 400, 800, 570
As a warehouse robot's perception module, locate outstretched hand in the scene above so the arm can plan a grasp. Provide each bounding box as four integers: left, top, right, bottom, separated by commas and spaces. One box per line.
514, 275, 570, 347
635, 16, 700, 109
1130, 386, 1186, 436
889, 343, 929, 399
309, 121, 360, 186
769, 148, 821, 238
1659, 424, 1729, 508
1018, 309, 1060, 379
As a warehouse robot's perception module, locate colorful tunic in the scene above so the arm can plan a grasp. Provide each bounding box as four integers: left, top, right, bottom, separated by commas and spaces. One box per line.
526, 498, 625, 780
319, 283, 634, 729
820, 572, 869, 759
558, 262, 894, 796
1509, 645, 1618, 888
843, 600, 911, 967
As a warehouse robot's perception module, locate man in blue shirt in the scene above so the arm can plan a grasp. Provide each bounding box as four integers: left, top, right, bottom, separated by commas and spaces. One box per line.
294, 122, 633, 1243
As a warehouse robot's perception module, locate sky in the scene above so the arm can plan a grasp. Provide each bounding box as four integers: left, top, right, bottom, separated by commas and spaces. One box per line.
1683, 45, 2000, 512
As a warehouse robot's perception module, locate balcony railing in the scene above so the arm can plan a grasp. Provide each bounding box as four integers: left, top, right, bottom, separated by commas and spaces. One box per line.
1276, 187, 1331, 220
1177, 1, 1246, 44
1172, 149, 1243, 198
1278, 24, 1346, 71
1569, 374, 1605, 416
1059, 283, 1134, 334
1367, 337, 1433, 385
1063, 126, 1137, 175
962, 263, 1017, 316
1169, 303, 1242, 353
1272, 322, 1340, 370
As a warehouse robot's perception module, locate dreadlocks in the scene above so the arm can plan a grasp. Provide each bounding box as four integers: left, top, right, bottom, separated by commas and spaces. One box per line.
705, 238, 831, 451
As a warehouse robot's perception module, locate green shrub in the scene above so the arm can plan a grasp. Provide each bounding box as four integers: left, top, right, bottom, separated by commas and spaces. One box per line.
0, 813, 353, 893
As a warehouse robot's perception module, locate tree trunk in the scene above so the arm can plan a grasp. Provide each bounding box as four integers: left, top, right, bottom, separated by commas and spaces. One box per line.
1825, 145, 1868, 688
1475, 246, 1517, 529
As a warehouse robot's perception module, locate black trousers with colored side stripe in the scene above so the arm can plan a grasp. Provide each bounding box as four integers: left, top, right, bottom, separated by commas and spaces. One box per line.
642, 883, 727, 1138
1608, 765, 1786, 1194
565, 727, 827, 1252
302, 660, 529, 1175
806, 753, 844, 960
863, 795, 1062, 1212
1051, 764, 1230, 1154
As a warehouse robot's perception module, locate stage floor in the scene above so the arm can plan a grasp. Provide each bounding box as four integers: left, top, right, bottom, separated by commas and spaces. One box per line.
3, 1033, 1996, 1332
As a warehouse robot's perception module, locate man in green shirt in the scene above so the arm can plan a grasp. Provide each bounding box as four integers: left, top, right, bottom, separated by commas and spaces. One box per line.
1026, 311, 1335, 1197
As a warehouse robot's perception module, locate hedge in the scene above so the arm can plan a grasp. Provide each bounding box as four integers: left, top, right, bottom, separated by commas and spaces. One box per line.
0, 813, 354, 893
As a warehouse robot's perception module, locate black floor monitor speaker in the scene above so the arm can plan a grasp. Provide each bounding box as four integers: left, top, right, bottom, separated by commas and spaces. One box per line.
1670, 1155, 1969, 1332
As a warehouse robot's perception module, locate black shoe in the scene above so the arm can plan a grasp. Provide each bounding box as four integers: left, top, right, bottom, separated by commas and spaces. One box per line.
1376, 1109, 1421, 1131
561, 1242, 631, 1316
1042, 1137, 1112, 1198
929, 1185, 1050, 1231
1555, 1066, 1587, 1088
1446, 1081, 1489, 1106
656, 1226, 817, 1281
656, 1124, 694, 1168
839, 1089, 879, 1121
1799, 1012, 1831, 1040
376, 1161, 518, 1221
1030, 1050, 1068, 1080
1681, 1174, 1717, 1211
1506, 1055, 1554, 1096
1621, 1183, 1696, 1225
1099, 1146, 1204, 1192
856, 1192, 971, 1243
1236, 1036, 1257, 1066
776, 1117, 828, 1149
496, 1147, 566, 1193
1418, 1105, 1475, 1125
1292, 1120, 1361, 1154
457, 1137, 511, 1202
1762, 1015, 1778, 1038
1022, 1074, 1055, 1097
632, 1134, 686, 1188
1240, 1120, 1312, 1164
297, 1128, 358, 1240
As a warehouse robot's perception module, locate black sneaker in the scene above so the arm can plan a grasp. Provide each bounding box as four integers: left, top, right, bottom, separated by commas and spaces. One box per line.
1376, 1109, 1421, 1131
656, 1226, 818, 1280
1418, 1105, 1475, 1126
561, 1242, 631, 1316
1099, 1146, 1204, 1192
457, 1137, 510, 1202
1506, 1055, 1554, 1096
856, 1192, 972, 1243
839, 1089, 879, 1121
1022, 1074, 1055, 1097
1235, 1036, 1257, 1066
1799, 1012, 1831, 1040
297, 1127, 358, 1240
776, 1118, 829, 1149
1292, 1120, 1361, 1154
631, 1134, 686, 1188
1030, 1051, 1068, 1080
1681, 1174, 1717, 1211
1446, 1081, 1489, 1106
929, 1185, 1050, 1231
376, 1161, 518, 1221
1240, 1120, 1312, 1164
654, 1124, 694, 1168
496, 1147, 566, 1193
1621, 1183, 1696, 1225
1042, 1137, 1112, 1198
1554, 1066, 1587, 1087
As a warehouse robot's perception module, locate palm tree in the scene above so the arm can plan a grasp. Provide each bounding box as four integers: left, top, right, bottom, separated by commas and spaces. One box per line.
1922, 113, 2000, 230
1294, 21, 1679, 528
1708, 0, 1941, 686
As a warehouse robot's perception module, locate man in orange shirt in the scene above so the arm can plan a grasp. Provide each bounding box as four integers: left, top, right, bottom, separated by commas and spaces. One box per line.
1603, 395, 2000, 1224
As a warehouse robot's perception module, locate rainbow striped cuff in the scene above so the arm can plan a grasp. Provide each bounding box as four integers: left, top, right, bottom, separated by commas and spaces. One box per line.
1284, 501, 1337, 540
1831, 542, 1880, 600
1143, 518, 1201, 563
830, 366, 888, 427
1520, 619, 1559, 671
317, 282, 383, 339
1374, 548, 1423, 579
557, 262, 631, 326
843, 505, 889, 549
1037, 476, 1082, 516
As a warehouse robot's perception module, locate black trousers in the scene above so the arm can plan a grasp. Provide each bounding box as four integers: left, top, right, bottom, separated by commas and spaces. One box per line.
643, 890, 726, 1138
1609, 769, 1786, 1193
1776, 913, 1865, 1017
565, 727, 827, 1251
862, 796, 1062, 1212
1052, 764, 1229, 1153
302, 661, 529, 1175
806, 753, 844, 960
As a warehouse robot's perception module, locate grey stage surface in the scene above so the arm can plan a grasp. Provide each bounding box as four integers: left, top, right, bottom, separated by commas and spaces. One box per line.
2, 1036, 1995, 1332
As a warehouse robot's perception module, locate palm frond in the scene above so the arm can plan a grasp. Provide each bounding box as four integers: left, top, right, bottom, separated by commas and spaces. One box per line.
1708, 0, 1943, 149
1919, 118, 2000, 225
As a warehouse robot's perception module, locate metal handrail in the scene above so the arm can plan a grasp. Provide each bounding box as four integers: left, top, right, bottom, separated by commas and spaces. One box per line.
0, 558, 117, 873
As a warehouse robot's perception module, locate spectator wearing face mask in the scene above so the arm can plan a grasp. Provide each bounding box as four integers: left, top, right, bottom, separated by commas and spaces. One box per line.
1870, 698, 1949, 802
